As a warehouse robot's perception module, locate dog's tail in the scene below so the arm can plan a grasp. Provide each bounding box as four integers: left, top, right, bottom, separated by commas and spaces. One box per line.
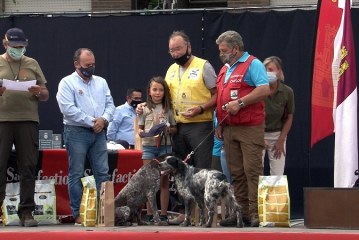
222, 183, 242, 217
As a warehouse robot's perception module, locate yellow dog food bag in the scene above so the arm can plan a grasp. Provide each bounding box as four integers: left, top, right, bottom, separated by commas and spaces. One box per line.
258, 175, 290, 227
80, 175, 97, 227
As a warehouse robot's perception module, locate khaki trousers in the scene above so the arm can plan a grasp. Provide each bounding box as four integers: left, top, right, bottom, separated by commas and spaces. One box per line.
223, 124, 264, 218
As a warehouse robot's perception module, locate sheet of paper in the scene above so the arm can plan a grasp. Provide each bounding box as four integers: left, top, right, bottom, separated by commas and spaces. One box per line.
2, 79, 37, 91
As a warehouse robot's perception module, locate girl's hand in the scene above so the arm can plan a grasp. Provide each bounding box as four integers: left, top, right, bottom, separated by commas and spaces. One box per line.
136, 103, 146, 115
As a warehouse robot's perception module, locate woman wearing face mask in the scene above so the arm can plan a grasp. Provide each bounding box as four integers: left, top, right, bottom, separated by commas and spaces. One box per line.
263, 56, 295, 176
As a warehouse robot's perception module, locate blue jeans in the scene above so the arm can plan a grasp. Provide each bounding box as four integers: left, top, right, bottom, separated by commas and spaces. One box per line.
142, 145, 172, 160
63, 125, 109, 218
220, 149, 232, 183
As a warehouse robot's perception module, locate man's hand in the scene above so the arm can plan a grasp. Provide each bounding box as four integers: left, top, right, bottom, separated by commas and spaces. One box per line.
222, 100, 241, 115
92, 117, 106, 133
28, 85, 42, 97
181, 106, 203, 119
215, 125, 223, 140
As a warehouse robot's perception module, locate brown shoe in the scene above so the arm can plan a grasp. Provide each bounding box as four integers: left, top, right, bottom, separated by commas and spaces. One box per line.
158, 215, 169, 226
19, 210, 38, 227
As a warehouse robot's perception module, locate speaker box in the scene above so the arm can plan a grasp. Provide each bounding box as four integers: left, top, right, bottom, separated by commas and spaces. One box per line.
304, 188, 359, 229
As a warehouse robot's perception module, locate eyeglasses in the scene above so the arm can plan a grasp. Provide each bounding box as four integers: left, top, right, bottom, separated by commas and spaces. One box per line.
168, 44, 187, 54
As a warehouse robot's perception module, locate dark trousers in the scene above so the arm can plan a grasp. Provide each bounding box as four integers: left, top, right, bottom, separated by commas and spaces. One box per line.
172, 121, 214, 169
0, 122, 39, 215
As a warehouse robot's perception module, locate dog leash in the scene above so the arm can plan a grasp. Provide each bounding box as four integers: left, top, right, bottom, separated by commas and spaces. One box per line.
183, 112, 230, 163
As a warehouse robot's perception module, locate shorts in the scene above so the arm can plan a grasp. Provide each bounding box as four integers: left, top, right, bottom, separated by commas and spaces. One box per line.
142, 145, 172, 160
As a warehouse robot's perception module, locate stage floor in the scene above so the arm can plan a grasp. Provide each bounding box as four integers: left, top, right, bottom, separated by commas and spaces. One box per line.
0, 220, 358, 232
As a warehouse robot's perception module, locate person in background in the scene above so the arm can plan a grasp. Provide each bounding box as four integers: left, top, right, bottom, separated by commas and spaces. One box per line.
213, 112, 232, 183
263, 56, 295, 175
215, 30, 270, 227
212, 111, 222, 172
107, 88, 143, 149
0, 27, 49, 227
56, 48, 115, 225
139, 76, 177, 225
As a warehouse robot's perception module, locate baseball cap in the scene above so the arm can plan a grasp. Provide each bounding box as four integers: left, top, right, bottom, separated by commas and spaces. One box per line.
5, 28, 28, 47
139, 122, 167, 138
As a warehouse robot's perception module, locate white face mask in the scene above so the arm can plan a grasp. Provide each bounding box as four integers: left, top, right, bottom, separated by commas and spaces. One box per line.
266, 71, 278, 84
7, 47, 26, 61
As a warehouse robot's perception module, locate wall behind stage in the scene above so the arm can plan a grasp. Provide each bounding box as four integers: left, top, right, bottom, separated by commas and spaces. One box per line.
1, 9, 359, 219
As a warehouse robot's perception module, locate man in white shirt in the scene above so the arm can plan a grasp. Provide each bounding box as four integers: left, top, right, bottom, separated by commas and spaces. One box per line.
56, 48, 115, 225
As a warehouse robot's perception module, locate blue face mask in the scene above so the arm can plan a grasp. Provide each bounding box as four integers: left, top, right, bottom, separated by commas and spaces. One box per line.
79, 66, 95, 78
7, 47, 26, 61
267, 71, 278, 84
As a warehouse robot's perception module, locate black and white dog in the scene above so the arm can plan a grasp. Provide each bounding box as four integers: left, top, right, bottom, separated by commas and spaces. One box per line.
159, 155, 243, 228
114, 160, 160, 226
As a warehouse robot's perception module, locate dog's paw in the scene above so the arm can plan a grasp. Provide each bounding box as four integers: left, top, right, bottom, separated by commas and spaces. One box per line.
180, 219, 191, 227
203, 220, 213, 228
138, 220, 152, 226
237, 219, 244, 228
118, 221, 132, 226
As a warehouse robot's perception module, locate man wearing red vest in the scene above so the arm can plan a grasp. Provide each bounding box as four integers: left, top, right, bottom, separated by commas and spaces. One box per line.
215, 31, 270, 227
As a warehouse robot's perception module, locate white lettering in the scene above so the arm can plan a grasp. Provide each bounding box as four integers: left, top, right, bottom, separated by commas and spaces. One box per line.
230, 79, 241, 83
6, 167, 20, 182
9, 168, 138, 186
84, 169, 92, 176
111, 169, 137, 184
36, 169, 69, 185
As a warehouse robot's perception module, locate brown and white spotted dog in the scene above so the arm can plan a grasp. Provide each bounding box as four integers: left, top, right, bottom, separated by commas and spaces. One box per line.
159, 155, 244, 228
114, 160, 161, 226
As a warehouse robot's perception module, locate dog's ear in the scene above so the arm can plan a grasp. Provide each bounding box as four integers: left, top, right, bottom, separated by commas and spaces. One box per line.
157, 152, 175, 162
177, 159, 187, 172
166, 156, 177, 166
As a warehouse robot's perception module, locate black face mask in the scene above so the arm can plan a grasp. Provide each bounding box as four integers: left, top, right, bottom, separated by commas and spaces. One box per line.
79, 66, 95, 78
172, 48, 191, 66
130, 100, 142, 109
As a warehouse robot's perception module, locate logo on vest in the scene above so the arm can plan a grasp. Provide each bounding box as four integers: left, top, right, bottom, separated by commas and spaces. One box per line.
230, 90, 238, 100
169, 71, 175, 79
229, 74, 243, 83
188, 68, 200, 80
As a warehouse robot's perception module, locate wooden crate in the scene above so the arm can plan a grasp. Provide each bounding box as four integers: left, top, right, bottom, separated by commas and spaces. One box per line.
304, 188, 359, 229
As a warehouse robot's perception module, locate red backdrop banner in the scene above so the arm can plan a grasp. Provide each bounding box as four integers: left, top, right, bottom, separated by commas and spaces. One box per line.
18, 149, 143, 216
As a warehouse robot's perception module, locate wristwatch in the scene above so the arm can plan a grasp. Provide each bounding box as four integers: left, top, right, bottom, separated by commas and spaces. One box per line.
238, 99, 245, 109
101, 117, 109, 128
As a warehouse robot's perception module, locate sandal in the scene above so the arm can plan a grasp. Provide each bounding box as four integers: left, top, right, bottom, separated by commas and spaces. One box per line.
143, 215, 154, 224
158, 215, 169, 226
